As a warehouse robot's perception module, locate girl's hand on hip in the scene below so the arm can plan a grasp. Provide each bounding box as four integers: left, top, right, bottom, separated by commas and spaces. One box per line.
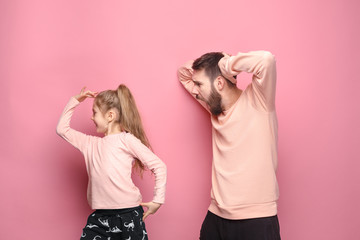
140, 202, 161, 221
74, 87, 97, 102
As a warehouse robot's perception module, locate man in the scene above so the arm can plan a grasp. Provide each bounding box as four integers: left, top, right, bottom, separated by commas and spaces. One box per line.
178, 51, 281, 240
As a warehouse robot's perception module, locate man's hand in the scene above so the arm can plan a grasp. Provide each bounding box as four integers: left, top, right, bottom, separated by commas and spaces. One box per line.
219, 53, 237, 84
140, 202, 161, 221
222, 52, 231, 58
74, 87, 97, 102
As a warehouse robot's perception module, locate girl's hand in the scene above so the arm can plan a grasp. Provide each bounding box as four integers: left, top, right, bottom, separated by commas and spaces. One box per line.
74, 87, 97, 102
140, 202, 161, 221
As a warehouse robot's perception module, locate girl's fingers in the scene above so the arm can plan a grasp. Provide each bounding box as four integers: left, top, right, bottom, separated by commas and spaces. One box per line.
143, 211, 150, 221
80, 87, 96, 96
142, 209, 154, 221
84, 90, 97, 98
140, 202, 149, 208
140, 202, 150, 221
80, 86, 87, 94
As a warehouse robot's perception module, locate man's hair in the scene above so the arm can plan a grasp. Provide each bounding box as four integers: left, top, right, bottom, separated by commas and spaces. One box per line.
192, 52, 236, 87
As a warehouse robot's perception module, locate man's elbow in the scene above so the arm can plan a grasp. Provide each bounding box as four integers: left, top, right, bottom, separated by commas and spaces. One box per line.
262, 51, 276, 66
56, 124, 66, 137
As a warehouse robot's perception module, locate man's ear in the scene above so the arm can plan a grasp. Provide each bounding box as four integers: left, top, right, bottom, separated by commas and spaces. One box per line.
215, 76, 225, 91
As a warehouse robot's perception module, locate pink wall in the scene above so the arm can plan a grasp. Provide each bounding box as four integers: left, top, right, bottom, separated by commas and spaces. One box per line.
1, 0, 359, 239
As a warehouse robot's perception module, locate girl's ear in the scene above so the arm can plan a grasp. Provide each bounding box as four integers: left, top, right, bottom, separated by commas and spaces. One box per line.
107, 110, 116, 122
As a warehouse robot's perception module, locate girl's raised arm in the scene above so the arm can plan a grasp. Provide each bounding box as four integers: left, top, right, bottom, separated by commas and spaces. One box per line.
56, 87, 97, 153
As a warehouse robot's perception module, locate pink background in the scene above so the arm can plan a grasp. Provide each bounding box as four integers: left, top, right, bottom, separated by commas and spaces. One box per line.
1, 0, 359, 239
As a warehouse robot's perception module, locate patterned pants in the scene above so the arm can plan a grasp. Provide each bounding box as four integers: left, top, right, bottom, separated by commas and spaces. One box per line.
81, 206, 148, 240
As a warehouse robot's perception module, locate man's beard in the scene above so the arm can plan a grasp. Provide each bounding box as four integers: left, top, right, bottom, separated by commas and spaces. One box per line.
207, 87, 223, 116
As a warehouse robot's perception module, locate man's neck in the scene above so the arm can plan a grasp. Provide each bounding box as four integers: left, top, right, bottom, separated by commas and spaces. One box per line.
222, 87, 242, 111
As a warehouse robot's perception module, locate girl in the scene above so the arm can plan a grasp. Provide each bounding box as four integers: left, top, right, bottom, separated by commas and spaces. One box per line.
56, 85, 167, 240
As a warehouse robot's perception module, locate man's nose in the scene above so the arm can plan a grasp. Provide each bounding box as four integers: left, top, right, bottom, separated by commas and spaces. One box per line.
192, 86, 199, 95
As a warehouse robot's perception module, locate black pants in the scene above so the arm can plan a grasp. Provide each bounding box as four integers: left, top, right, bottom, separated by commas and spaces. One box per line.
81, 206, 148, 240
200, 211, 281, 240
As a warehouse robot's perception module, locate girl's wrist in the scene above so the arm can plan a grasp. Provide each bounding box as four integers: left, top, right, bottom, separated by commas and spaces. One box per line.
74, 95, 84, 102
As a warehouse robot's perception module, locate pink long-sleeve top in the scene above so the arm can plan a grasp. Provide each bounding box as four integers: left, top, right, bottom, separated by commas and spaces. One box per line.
56, 97, 167, 209
178, 51, 279, 220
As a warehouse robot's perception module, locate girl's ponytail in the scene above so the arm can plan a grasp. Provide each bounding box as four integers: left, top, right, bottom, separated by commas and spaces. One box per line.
116, 84, 151, 175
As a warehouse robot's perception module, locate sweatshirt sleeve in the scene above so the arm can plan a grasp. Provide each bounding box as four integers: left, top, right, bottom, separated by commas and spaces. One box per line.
56, 97, 93, 154
124, 134, 167, 204
218, 51, 277, 111
177, 60, 210, 113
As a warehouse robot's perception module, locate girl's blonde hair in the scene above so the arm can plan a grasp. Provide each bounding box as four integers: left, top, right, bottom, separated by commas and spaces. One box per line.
94, 84, 151, 175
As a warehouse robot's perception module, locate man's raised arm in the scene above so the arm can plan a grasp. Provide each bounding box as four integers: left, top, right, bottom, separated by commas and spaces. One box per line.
219, 51, 277, 111
177, 60, 210, 112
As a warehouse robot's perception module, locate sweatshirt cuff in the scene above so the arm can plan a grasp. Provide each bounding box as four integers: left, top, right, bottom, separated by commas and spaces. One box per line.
70, 96, 80, 104
152, 196, 165, 205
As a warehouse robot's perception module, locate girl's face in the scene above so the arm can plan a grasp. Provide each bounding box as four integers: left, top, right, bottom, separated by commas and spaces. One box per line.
91, 104, 108, 134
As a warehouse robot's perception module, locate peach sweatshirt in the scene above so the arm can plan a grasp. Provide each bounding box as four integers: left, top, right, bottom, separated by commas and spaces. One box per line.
56, 97, 167, 209
178, 51, 279, 220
